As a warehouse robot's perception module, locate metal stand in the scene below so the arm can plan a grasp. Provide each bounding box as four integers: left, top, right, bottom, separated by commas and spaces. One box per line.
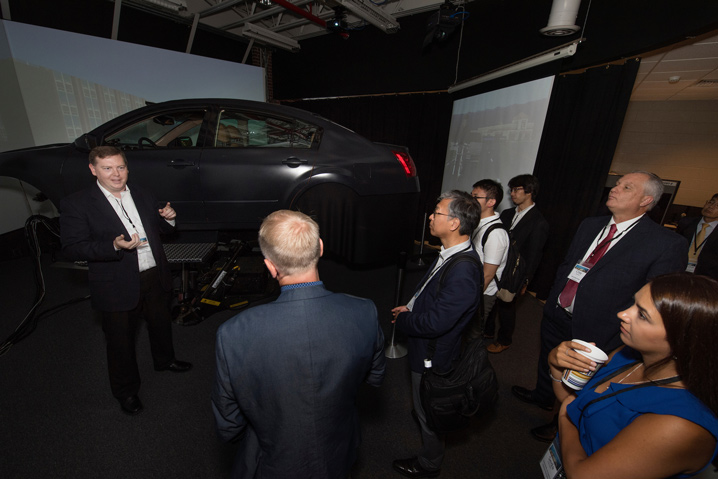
413, 212, 428, 266
385, 252, 408, 359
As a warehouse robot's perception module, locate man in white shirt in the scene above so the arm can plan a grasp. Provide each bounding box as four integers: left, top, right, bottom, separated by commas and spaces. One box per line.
466, 179, 509, 345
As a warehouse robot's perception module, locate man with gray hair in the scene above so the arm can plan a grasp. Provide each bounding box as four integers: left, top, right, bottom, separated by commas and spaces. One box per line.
212, 210, 386, 478
512, 171, 688, 442
392, 190, 483, 478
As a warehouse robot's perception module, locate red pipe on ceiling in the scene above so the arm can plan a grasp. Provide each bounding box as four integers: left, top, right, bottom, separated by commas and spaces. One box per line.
270, 0, 327, 28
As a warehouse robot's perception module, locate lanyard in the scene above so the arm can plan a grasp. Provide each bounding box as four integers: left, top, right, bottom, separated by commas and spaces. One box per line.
588, 219, 639, 259
114, 197, 140, 235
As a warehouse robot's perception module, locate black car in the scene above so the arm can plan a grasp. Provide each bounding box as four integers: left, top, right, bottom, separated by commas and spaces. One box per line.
0, 99, 420, 263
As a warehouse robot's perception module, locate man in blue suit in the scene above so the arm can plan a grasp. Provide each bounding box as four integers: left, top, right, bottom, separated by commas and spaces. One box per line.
212, 210, 386, 479
60, 146, 191, 416
392, 190, 483, 478
512, 171, 688, 441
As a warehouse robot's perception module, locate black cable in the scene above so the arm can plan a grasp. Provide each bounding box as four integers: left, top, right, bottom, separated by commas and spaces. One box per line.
0, 215, 90, 357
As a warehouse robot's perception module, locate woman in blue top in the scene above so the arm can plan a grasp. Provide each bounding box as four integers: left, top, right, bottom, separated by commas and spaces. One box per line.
548, 272, 718, 478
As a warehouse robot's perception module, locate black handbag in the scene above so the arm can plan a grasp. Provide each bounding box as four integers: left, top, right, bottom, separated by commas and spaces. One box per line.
419, 338, 499, 434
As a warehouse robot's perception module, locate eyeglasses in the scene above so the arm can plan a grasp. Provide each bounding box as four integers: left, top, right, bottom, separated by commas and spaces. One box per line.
510, 187, 524, 193
472, 195, 488, 200
433, 211, 455, 219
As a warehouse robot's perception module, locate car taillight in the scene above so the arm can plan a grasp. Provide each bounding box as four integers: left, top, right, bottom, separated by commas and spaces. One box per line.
393, 150, 417, 178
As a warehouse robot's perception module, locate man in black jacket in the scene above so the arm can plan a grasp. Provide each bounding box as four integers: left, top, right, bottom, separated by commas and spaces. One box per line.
60, 146, 191, 416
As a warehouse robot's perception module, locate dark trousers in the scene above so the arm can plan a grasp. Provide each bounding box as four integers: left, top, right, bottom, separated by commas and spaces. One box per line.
100, 268, 175, 400
411, 372, 444, 470
533, 302, 573, 405
484, 297, 516, 346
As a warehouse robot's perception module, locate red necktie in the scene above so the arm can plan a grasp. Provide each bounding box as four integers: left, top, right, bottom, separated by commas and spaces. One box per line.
559, 224, 618, 309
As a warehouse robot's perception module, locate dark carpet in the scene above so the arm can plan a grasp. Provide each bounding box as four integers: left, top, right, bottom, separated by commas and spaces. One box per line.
0, 249, 555, 478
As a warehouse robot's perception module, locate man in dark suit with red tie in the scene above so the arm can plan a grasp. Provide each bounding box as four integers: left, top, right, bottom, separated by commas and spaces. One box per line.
676, 193, 718, 280
60, 146, 191, 416
512, 171, 687, 441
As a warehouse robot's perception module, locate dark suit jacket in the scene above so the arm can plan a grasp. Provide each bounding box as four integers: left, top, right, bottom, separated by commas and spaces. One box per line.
212, 284, 386, 479
500, 206, 549, 283
60, 183, 174, 312
545, 215, 688, 352
396, 247, 483, 374
677, 216, 718, 280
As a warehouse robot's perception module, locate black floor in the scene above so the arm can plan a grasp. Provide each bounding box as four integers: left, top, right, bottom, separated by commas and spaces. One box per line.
1, 249, 556, 478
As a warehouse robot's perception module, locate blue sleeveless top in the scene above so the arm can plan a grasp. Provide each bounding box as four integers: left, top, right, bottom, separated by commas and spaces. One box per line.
566, 347, 718, 478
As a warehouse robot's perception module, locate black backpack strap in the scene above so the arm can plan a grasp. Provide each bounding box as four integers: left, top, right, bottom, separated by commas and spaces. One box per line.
480, 221, 507, 249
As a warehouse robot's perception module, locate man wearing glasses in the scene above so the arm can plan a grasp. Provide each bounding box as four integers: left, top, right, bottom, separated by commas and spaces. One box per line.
391, 190, 482, 478
483, 174, 549, 354
60, 146, 191, 416
677, 193, 718, 280
466, 179, 509, 342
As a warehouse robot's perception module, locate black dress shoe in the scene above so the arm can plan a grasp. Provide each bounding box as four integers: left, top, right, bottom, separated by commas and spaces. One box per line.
531, 422, 558, 443
120, 395, 143, 415
392, 457, 440, 478
155, 360, 193, 372
511, 385, 553, 411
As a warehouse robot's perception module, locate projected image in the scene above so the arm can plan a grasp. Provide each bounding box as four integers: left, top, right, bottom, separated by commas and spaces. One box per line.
442, 77, 554, 210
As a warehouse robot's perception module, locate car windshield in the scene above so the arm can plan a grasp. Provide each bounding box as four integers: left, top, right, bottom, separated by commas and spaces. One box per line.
105, 109, 206, 148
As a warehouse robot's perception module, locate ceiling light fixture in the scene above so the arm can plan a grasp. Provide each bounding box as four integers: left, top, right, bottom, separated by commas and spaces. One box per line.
242, 23, 301, 51
334, 0, 400, 33
448, 42, 578, 93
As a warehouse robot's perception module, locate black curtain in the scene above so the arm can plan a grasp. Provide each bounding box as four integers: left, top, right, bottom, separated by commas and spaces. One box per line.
283, 94, 453, 242
530, 59, 640, 298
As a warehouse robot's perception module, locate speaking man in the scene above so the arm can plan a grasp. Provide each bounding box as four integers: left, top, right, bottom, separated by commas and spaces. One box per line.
212, 210, 386, 479
60, 146, 191, 416
392, 190, 483, 478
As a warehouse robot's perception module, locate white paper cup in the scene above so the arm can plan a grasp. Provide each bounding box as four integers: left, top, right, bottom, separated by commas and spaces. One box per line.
561, 339, 608, 390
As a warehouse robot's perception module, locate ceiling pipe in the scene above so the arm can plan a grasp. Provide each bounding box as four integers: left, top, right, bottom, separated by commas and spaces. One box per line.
269, 0, 327, 28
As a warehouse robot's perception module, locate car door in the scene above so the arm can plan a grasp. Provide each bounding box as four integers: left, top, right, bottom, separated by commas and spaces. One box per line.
100, 108, 207, 225
200, 107, 322, 229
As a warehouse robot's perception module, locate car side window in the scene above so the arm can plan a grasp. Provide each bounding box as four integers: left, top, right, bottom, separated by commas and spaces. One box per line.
216, 110, 320, 148
104, 109, 206, 149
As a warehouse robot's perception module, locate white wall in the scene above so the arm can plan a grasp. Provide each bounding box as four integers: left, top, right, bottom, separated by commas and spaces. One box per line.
611, 100, 718, 207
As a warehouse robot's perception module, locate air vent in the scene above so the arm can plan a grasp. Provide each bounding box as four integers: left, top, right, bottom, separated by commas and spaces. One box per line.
695, 79, 718, 87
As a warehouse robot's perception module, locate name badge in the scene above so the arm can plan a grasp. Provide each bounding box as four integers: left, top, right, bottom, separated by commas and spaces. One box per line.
686, 262, 697, 274
567, 263, 589, 283
540, 436, 566, 479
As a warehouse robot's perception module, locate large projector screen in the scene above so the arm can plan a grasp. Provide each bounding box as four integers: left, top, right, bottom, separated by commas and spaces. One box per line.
441, 76, 555, 211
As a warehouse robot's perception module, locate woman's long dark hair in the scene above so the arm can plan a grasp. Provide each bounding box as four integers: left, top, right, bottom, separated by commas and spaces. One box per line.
649, 272, 718, 417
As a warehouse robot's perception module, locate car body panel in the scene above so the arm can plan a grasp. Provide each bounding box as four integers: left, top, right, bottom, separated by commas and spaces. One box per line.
0, 98, 420, 263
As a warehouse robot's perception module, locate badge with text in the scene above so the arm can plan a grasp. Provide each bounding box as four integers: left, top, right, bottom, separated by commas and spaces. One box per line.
567, 263, 589, 283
